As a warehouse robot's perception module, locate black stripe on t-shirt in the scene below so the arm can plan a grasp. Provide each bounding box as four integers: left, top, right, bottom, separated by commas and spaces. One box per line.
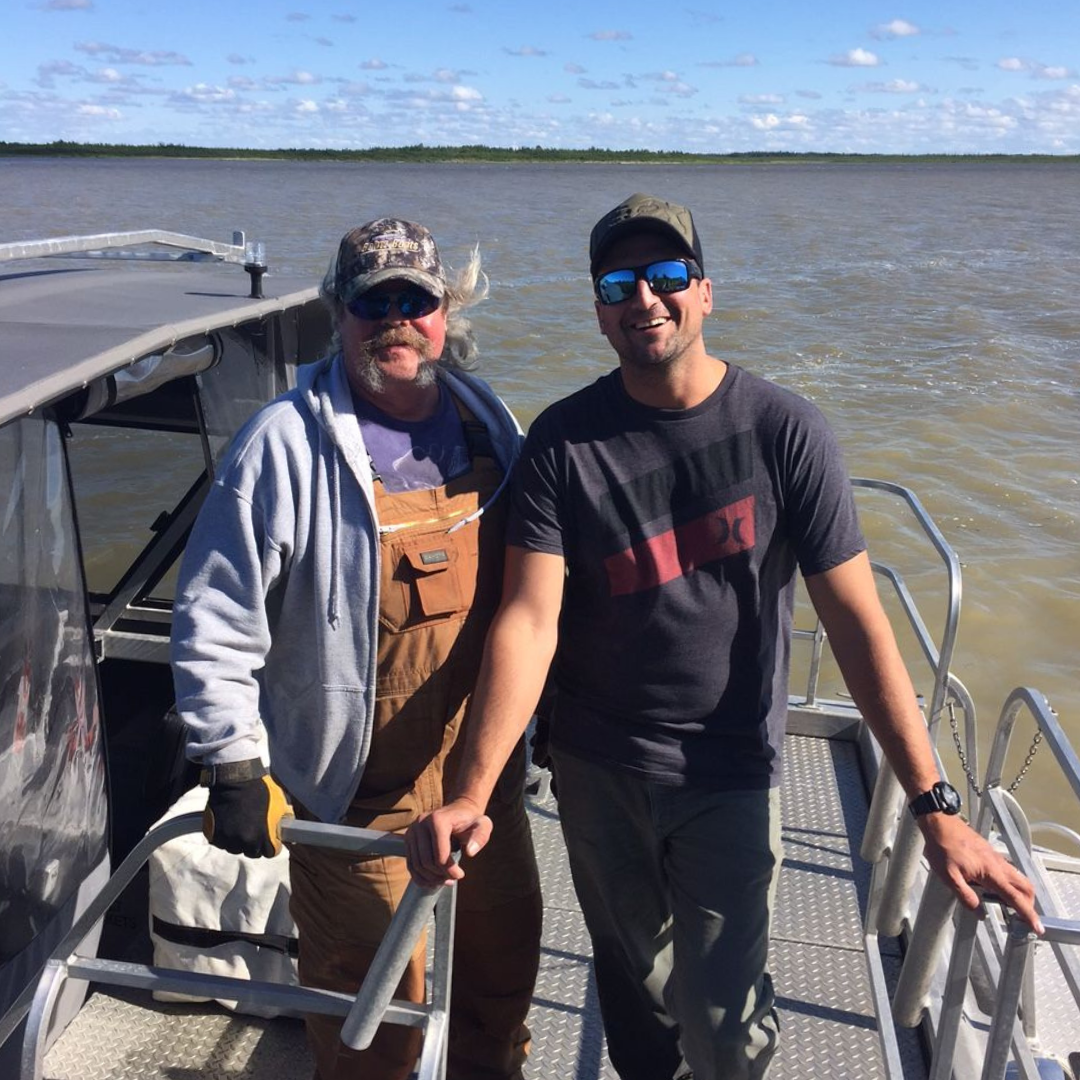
595, 430, 753, 548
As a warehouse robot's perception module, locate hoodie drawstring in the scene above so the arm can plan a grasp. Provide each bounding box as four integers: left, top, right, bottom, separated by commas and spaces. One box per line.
327, 442, 342, 629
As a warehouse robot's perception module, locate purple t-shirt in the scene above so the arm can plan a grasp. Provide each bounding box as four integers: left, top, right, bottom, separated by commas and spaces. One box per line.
508, 364, 866, 790
353, 382, 470, 492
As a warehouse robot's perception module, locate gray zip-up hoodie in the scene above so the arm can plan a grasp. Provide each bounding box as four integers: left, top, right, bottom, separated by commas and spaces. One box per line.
171, 353, 523, 823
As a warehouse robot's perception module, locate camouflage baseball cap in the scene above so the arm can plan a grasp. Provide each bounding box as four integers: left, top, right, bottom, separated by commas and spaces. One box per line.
589, 193, 704, 276
325, 218, 446, 303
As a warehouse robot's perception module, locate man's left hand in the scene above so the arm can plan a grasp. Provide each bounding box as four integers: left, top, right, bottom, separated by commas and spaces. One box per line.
917, 813, 1043, 935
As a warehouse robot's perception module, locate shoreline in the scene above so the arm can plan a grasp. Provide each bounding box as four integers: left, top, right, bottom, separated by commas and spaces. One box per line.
2, 142, 1077, 166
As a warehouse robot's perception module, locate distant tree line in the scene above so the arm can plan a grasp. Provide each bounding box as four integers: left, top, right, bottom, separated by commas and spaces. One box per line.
0, 141, 1075, 165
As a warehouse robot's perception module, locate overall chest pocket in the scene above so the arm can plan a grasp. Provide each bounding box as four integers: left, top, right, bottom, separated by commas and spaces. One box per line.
379, 527, 479, 633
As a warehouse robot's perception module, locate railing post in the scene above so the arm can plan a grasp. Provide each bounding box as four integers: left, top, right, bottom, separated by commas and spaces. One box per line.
340, 879, 450, 1052
980, 920, 1037, 1080
893, 875, 958, 1029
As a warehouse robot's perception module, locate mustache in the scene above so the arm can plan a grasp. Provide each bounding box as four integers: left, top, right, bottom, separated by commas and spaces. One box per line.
361, 326, 432, 356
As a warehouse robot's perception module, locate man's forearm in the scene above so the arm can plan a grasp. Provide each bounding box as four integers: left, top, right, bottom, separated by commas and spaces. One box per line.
806, 555, 942, 798
450, 604, 558, 811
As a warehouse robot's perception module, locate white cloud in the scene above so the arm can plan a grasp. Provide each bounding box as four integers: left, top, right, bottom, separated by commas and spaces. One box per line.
505, 46, 548, 57
35, 60, 84, 87
361, 59, 388, 71
295, 99, 319, 113
265, 70, 321, 87
589, 30, 632, 42
1035, 65, 1074, 80
860, 79, 924, 94
76, 103, 120, 116
452, 85, 483, 102
740, 94, 785, 105
997, 57, 1074, 80
830, 48, 881, 68
547, 93, 571, 104
872, 19, 920, 40
44, 0, 93, 9
171, 83, 236, 103
75, 41, 191, 66
565, 62, 586, 75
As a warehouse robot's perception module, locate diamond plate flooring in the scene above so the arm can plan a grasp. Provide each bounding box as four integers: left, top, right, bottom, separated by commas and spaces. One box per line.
40, 734, 931, 1079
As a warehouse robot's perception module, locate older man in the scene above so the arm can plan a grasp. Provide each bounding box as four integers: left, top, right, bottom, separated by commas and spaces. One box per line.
172, 219, 541, 1080
406, 194, 1041, 1080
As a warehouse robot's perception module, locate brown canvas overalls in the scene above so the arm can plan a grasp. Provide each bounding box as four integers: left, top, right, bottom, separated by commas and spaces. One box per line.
289, 406, 542, 1080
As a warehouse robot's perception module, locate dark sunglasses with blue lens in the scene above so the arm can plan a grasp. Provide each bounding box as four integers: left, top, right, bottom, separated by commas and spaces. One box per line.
347, 287, 441, 321
594, 259, 703, 306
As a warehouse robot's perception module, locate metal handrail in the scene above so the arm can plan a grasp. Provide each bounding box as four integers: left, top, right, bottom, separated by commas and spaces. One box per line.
802, 479, 965, 1080
850, 478, 964, 869
927, 688, 1080, 1080
19, 813, 454, 1080
0, 230, 248, 264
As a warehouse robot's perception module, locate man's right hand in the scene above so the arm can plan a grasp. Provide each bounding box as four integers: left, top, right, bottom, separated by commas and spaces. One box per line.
405, 798, 493, 888
203, 768, 292, 858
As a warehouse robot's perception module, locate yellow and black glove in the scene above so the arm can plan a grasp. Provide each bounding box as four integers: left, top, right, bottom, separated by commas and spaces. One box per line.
201, 759, 292, 858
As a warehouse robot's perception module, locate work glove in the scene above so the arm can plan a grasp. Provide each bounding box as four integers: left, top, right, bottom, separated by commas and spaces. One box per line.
200, 759, 292, 858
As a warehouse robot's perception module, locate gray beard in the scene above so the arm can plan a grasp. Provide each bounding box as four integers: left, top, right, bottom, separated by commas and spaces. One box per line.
350, 325, 440, 395
351, 352, 439, 395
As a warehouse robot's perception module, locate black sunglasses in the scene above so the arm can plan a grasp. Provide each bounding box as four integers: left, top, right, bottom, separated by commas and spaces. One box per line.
594, 259, 702, 306
347, 287, 441, 321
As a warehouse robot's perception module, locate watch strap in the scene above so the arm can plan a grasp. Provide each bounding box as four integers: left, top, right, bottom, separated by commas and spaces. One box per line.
199, 759, 268, 787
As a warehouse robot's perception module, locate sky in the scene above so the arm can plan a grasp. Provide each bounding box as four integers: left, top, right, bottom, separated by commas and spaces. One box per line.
3, 0, 1079, 154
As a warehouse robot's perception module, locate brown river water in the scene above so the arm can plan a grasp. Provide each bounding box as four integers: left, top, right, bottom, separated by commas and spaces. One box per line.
2, 156, 1077, 832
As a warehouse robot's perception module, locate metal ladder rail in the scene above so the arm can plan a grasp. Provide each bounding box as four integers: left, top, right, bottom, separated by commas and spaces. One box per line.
20, 813, 455, 1080
811, 480, 964, 1080
928, 688, 1080, 1080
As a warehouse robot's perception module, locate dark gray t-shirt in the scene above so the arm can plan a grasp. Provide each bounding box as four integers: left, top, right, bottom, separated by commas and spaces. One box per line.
508, 364, 865, 789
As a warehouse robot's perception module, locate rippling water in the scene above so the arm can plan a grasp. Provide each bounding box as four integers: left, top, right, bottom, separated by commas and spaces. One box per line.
2, 157, 1077, 830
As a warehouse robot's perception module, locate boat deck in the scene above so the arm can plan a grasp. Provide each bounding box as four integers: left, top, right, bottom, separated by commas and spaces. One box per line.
40, 729, 938, 1080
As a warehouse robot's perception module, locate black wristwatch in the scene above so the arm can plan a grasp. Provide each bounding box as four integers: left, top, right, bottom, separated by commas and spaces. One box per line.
909, 780, 962, 818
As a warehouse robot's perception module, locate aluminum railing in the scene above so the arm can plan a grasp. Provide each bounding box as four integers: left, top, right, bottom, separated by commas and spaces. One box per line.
19, 813, 455, 1080
789, 480, 1080, 1078
925, 688, 1080, 1080
0, 230, 248, 264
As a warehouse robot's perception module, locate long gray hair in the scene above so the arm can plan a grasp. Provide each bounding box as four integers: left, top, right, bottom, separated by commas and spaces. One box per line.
320, 246, 489, 370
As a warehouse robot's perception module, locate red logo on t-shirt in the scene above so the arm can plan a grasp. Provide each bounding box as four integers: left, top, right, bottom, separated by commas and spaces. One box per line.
604, 494, 755, 596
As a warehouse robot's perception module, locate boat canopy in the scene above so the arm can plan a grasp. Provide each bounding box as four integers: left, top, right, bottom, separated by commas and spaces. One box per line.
0, 233, 320, 430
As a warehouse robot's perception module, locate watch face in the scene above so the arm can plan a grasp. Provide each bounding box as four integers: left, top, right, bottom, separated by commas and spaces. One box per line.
938, 782, 962, 814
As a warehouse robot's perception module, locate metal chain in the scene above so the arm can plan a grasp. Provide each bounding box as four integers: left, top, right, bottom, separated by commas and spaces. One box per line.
947, 698, 1043, 798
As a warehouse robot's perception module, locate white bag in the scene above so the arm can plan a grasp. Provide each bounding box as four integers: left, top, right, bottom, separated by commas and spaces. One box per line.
147, 785, 299, 1018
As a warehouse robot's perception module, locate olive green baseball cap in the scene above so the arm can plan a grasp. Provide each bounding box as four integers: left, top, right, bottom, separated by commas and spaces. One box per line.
589, 193, 704, 276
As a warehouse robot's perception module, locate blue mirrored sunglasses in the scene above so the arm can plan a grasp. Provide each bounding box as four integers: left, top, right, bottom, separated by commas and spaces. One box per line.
594, 259, 702, 306
347, 288, 441, 321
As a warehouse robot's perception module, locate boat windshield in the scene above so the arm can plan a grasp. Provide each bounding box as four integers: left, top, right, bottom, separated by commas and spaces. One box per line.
0, 417, 108, 966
